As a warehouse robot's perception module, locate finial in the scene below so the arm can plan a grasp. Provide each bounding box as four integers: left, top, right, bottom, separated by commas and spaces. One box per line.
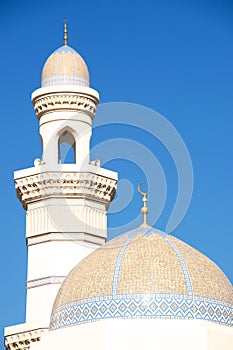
138, 183, 149, 226
64, 18, 68, 46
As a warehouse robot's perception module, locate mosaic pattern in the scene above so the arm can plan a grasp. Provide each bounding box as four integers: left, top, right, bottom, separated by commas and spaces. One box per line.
112, 229, 140, 294
51, 227, 233, 330
50, 293, 233, 330
171, 236, 233, 302
42, 45, 89, 87
166, 238, 193, 297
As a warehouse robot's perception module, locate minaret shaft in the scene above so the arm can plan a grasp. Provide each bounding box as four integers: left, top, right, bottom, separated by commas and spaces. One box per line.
12, 83, 117, 324
5, 83, 117, 350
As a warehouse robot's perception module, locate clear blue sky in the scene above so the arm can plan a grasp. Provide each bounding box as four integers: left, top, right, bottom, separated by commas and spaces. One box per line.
0, 0, 233, 348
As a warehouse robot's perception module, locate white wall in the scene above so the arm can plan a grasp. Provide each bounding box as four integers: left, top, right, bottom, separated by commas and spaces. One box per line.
31, 318, 233, 350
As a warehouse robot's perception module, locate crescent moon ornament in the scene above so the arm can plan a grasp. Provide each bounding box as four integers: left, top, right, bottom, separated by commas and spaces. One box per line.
137, 183, 150, 227
137, 183, 149, 196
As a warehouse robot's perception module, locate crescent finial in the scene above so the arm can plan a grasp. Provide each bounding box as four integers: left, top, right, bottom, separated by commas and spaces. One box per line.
138, 183, 149, 196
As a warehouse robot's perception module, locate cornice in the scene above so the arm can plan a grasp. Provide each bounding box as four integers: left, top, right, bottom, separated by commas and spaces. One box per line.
15, 171, 117, 209
5, 328, 47, 350
32, 92, 98, 119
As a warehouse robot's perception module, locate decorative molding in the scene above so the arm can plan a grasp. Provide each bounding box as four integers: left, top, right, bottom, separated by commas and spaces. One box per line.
27, 232, 106, 246
27, 276, 66, 289
26, 204, 107, 239
32, 92, 98, 119
5, 328, 47, 350
15, 172, 117, 209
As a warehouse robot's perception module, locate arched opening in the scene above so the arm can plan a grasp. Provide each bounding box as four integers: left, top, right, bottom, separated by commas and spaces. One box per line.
58, 130, 76, 164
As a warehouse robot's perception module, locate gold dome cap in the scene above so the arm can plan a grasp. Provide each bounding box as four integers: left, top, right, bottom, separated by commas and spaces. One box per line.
50, 227, 233, 330
41, 45, 89, 87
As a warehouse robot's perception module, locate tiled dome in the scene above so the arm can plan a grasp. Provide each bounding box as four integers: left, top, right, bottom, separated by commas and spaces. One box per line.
50, 227, 233, 330
41, 45, 89, 87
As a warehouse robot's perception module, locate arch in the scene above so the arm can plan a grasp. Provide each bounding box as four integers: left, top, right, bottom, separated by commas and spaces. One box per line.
58, 129, 76, 164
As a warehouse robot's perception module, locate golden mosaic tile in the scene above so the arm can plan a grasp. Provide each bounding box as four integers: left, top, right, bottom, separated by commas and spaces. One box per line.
118, 234, 186, 294
169, 236, 233, 304
75, 54, 89, 80
57, 52, 75, 76
42, 50, 89, 81
42, 52, 59, 80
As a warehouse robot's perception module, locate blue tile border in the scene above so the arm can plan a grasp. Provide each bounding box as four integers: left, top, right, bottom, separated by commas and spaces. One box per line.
50, 293, 233, 330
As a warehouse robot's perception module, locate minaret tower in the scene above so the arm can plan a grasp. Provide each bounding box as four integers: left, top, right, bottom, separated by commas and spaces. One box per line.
4, 23, 118, 350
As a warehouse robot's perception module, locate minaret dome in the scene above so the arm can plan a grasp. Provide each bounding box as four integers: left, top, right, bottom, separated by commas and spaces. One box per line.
41, 45, 90, 87
41, 20, 89, 87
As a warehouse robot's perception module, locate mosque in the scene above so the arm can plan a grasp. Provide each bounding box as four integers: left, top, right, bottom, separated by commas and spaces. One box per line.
4, 23, 233, 350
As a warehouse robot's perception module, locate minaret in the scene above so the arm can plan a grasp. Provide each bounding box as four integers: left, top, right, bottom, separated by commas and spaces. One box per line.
4, 23, 118, 350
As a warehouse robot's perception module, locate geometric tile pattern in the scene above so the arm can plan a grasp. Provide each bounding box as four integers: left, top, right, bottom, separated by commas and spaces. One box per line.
50, 293, 233, 330
50, 227, 233, 330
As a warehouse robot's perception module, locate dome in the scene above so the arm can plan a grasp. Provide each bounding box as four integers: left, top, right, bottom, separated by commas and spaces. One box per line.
50, 226, 233, 330
41, 45, 89, 87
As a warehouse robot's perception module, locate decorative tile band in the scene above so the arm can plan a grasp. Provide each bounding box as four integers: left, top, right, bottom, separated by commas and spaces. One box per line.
42, 75, 89, 87
50, 293, 233, 330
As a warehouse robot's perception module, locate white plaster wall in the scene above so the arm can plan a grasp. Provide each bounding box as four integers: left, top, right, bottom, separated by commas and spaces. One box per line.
26, 240, 97, 323
26, 284, 60, 323
31, 319, 233, 350
208, 326, 233, 350
27, 240, 96, 280
31, 85, 99, 102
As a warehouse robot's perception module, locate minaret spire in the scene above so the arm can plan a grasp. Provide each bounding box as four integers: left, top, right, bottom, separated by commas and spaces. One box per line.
64, 18, 68, 45
138, 183, 150, 226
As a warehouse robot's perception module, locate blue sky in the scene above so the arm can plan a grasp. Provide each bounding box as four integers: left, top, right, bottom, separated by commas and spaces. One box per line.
0, 0, 233, 348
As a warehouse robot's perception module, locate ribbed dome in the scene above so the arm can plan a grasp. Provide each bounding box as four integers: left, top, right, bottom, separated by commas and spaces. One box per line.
50, 227, 233, 330
41, 45, 89, 87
